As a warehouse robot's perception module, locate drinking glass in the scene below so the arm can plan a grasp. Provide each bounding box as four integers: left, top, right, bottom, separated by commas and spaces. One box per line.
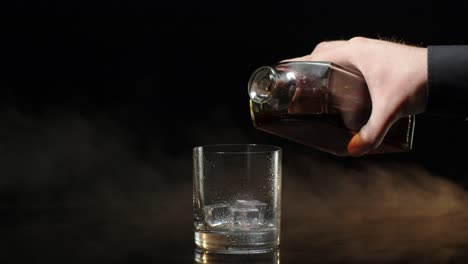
193, 144, 282, 254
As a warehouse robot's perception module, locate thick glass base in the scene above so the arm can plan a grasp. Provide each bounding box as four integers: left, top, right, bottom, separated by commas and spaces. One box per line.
194, 230, 279, 254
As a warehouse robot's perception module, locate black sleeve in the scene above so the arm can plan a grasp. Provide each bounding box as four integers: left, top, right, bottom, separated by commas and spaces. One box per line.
426, 45, 468, 119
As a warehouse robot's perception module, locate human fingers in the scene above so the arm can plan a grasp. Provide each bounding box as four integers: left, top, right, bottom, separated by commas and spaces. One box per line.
347, 102, 400, 156
282, 40, 349, 63
311, 40, 347, 54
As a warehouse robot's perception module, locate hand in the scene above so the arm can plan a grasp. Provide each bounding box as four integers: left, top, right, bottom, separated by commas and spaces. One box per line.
286, 37, 428, 156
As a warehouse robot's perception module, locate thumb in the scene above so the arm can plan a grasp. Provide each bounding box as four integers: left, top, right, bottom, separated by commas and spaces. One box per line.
347, 105, 399, 157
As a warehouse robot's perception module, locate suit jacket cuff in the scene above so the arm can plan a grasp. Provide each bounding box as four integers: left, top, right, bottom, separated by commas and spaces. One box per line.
426, 45, 468, 119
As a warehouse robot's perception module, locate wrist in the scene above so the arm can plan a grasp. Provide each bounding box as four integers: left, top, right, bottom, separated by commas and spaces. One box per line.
406, 47, 428, 115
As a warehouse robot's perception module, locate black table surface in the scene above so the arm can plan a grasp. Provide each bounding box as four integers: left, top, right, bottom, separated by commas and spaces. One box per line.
1, 115, 468, 264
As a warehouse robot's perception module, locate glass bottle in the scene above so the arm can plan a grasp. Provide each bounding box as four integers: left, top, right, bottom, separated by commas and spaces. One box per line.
248, 61, 415, 156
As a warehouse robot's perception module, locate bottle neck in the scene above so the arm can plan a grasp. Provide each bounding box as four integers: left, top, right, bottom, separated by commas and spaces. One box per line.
248, 66, 297, 111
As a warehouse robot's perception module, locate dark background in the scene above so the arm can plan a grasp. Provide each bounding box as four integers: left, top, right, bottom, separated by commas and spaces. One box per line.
1, 1, 468, 263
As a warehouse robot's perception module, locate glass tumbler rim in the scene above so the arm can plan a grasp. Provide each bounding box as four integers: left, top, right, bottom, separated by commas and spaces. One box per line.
193, 144, 281, 155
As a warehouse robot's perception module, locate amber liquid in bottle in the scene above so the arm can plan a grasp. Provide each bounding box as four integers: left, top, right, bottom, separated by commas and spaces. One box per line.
249, 62, 415, 156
